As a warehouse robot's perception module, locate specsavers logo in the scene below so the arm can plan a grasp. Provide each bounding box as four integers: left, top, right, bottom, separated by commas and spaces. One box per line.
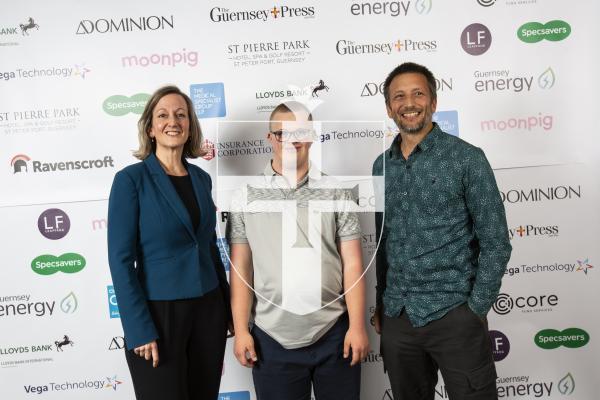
535, 328, 589, 349
30, 253, 86, 275
103, 93, 150, 116
517, 20, 571, 43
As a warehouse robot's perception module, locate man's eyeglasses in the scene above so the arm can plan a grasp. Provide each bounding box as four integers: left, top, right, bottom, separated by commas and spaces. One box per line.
270, 128, 318, 142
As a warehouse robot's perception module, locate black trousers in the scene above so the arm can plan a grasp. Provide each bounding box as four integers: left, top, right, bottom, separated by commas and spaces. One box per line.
381, 304, 497, 400
251, 314, 361, 400
125, 288, 227, 400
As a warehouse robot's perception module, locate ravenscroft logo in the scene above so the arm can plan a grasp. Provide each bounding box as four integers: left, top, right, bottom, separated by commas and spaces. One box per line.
489, 330, 510, 361
108, 336, 125, 350
60, 292, 78, 313
501, 185, 580, 204
38, 209, 70, 240
558, 373, 575, 395
121, 48, 198, 68
576, 258, 593, 275
508, 224, 559, 240
517, 20, 571, 43
31, 253, 86, 275
493, 292, 558, 315
535, 328, 589, 349
107, 285, 119, 318
190, 83, 226, 118
432, 111, 459, 136
11, 154, 30, 173
481, 112, 553, 132
76, 16, 174, 34
210, 6, 315, 22
461, 23, 492, 55
9, 154, 114, 174
103, 93, 150, 116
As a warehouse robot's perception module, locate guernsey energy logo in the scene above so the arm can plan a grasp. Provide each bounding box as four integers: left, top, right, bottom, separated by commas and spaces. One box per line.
517, 20, 571, 43
103, 93, 150, 116
535, 328, 589, 349
30, 253, 86, 275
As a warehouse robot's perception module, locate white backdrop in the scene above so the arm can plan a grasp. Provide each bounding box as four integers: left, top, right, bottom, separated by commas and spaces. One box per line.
2, 1, 599, 399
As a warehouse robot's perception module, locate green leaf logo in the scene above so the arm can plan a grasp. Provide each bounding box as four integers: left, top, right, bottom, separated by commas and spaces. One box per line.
60, 292, 78, 313
558, 372, 575, 395
538, 67, 556, 89
102, 93, 150, 116
518, 20, 571, 43
534, 328, 589, 349
31, 253, 86, 275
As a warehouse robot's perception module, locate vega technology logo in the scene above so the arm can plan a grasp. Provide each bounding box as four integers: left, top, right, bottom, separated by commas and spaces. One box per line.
103, 93, 150, 116
576, 258, 593, 275
517, 20, 571, 43
31, 253, 86, 275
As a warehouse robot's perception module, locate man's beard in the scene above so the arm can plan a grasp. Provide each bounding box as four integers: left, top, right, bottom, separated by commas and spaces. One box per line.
393, 106, 432, 135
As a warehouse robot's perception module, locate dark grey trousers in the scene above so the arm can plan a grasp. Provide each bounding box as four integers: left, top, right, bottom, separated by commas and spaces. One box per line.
381, 304, 497, 400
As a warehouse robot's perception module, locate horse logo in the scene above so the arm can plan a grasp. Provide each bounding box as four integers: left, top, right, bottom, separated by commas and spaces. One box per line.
20, 17, 39, 36
55, 335, 74, 351
311, 79, 329, 97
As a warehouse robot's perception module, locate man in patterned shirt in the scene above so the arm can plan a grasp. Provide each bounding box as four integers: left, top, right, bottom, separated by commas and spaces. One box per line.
227, 101, 369, 400
372, 62, 512, 400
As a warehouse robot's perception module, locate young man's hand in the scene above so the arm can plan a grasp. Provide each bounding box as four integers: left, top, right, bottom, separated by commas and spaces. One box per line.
344, 326, 370, 366
233, 331, 258, 367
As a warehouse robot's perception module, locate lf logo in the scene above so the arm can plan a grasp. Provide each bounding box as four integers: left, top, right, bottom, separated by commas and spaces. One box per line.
38, 209, 71, 240
489, 330, 510, 361
461, 23, 492, 55
218, 115, 384, 315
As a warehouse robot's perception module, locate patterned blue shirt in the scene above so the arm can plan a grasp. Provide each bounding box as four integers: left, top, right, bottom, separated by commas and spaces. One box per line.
372, 123, 511, 326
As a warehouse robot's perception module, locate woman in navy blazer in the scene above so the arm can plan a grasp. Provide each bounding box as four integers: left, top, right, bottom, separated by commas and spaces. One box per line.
107, 85, 231, 400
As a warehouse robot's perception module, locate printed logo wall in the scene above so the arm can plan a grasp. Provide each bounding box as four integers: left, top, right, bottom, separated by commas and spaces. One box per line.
1, 1, 599, 399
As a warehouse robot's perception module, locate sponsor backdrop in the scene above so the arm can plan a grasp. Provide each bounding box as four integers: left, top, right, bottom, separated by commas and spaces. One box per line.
2, 0, 599, 399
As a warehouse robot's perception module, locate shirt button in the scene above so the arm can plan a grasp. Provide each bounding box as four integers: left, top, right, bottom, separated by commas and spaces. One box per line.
402, 191, 408, 196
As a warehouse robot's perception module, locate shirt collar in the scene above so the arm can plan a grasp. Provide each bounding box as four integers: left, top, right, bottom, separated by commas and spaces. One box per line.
388, 122, 442, 159
263, 160, 322, 187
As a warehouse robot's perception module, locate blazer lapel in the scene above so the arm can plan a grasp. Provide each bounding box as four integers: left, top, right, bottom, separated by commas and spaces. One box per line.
144, 153, 196, 239
186, 160, 211, 234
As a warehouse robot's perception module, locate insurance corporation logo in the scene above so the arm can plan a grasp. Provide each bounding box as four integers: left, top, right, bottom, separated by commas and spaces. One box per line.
38, 209, 70, 240
190, 83, 226, 118
349, 0, 432, 16
210, 6, 315, 23
336, 37, 437, 55
121, 48, 198, 68
103, 93, 150, 116
76, 15, 174, 34
517, 20, 571, 43
201, 139, 216, 161
535, 328, 589, 350
489, 330, 510, 361
493, 292, 558, 315
461, 23, 492, 55
10, 154, 114, 174
227, 39, 311, 68
501, 185, 580, 204
31, 253, 86, 275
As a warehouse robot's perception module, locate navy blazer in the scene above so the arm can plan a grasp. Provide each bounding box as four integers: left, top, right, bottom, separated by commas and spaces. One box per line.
107, 153, 229, 350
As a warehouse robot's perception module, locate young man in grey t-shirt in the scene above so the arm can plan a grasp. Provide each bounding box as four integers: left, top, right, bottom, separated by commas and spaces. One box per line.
226, 101, 369, 400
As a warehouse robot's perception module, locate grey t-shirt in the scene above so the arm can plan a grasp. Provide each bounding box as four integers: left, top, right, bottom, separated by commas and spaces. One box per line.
226, 162, 361, 349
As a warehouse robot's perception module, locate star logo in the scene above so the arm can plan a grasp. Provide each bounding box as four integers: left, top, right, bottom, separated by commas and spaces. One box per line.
74, 63, 91, 79
576, 258, 593, 275
105, 375, 123, 391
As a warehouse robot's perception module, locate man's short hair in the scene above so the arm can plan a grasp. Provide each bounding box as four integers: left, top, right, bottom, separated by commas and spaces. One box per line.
383, 62, 437, 106
269, 101, 313, 131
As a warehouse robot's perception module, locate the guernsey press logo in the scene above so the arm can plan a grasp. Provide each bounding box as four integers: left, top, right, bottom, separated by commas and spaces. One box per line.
10, 154, 114, 174
209, 5, 315, 23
